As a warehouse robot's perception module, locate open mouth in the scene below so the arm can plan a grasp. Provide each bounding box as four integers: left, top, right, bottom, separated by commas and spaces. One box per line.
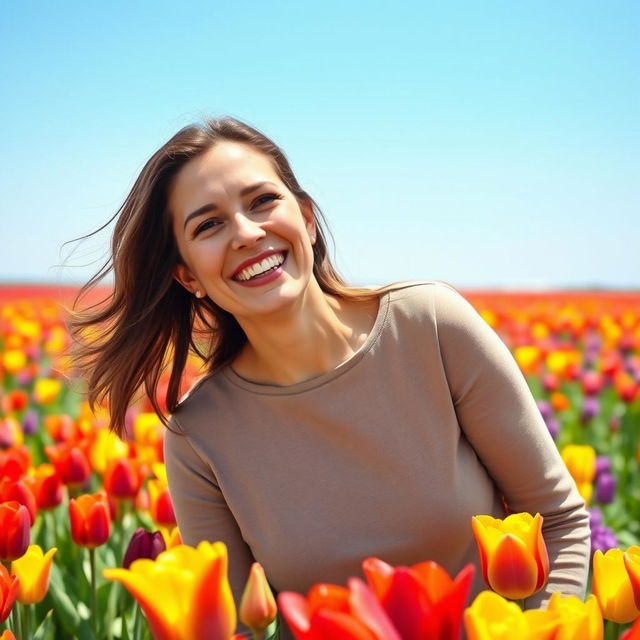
232, 251, 287, 282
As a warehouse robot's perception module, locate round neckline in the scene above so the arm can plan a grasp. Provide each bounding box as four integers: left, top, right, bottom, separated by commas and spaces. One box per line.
221, 291, 391, 395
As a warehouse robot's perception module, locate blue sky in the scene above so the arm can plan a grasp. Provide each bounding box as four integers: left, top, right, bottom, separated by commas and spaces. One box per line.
1, 1, 638, 289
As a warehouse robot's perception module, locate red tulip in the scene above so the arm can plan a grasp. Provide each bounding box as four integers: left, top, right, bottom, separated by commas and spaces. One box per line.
0, 446, 31, 481
0, 477, 38, 525
103, 458, 142, 500
69, 493, 111, 548
25, 464, 63, 510
0, 564, 19, 624
363, 558, 474, 640
0, 501, 30, 562
278, 578, 401, 640
45, 442, 91, 488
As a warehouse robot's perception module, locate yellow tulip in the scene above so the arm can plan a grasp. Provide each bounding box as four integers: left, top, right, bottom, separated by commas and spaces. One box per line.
1, 350, 27, 375
33, 378, 62, 405
471, 513, 549, 600
11, 545, 57, 604
624, 546, 640, 609
464, 590, 559, 640
561, 445, 596, 505
546, 592, 603, 639
593, 549, 640, 623
104, 541, 236, 640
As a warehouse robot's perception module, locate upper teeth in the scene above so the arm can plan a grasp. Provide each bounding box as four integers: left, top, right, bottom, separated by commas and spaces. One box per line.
235, 253, 285, 281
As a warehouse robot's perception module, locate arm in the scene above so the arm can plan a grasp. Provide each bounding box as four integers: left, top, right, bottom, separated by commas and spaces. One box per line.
432, 282, 590, 607
163, 417, 256, 609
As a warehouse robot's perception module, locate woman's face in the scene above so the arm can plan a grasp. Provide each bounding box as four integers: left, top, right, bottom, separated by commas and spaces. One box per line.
170, 141, 316, 321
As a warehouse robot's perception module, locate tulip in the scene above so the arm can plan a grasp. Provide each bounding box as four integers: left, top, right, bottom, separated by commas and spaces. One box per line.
561, 445, 596, 505
123, 528, 166, 569
239, 563, 278, 633
363, 557, 473, 639
147, 478, 177, 527
593, 548, 640, 623
69, 493, 111, 548
10, 544, 57, 604
0, 502, 30, 562
32, 377, 62, 405
581, 370, 604, 395
0, 446, 31, 480
464, 590, 559, 640
471, 512, 549, 600
545, 592, 603, 639
45, 442, 91, 489
550, 391, 570, 412
26, 463, 63, 510
103, 458, 142, 500
21, 409, 38, 436
0, 418, 22, 449
624, 546, 640, 610
1, 350, 26, 375
595, 472, 616, 504
0, 477, 38, 525
0, 630, 17, 640
0, 564, 19, 624
278, 578, 401, 640
622, 617, 640, 640
104, 541, 237, 640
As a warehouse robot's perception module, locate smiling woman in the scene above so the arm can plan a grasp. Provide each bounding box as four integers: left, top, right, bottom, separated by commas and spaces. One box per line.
69, 117, 590, 638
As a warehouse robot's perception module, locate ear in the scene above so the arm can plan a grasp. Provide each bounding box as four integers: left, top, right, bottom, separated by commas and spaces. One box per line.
300, 198, 317, 245
173, 262, 202, 296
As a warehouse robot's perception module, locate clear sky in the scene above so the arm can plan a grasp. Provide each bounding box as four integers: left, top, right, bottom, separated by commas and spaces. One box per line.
1, 1, 638, 289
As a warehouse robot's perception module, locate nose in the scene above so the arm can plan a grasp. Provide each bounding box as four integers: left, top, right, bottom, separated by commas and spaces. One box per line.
230, 212, 266, 250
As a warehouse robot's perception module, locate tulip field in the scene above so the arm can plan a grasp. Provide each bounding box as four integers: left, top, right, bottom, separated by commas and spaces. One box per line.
1, 283, 640, 640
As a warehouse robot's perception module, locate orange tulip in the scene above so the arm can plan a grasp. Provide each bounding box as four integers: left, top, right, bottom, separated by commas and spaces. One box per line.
0, 564, 19, 624
622, 616, 640, 640
45, 442, 91, 489
69, 493, 111, 548
239, 562, 278, 632
0, 630, 17, 640
471, 512, 549, 600
0, 477, 38, 525
147, 478, 177, 527
0, 501, 30, 562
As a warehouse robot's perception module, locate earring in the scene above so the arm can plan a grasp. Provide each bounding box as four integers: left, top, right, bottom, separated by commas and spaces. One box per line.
194, 290, 203, 299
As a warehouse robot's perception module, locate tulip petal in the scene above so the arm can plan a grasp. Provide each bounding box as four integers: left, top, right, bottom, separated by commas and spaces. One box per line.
381, 568, 431, 640
347, 578, 401, 640
311, 609, 378, 640
487, 534, 538, 600
464, 591, 528, 640
361, 557, 394, 601
625, 549, 640, 610
278, 592, 317, 640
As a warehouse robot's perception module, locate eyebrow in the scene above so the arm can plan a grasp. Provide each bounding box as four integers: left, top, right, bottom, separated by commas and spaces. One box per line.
182, 181, 279, 230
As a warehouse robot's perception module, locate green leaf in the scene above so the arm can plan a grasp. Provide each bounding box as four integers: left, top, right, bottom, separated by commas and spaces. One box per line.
32, 608, 54, 640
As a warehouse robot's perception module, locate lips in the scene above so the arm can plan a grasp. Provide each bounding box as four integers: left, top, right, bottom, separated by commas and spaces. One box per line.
230, 250, 288, 281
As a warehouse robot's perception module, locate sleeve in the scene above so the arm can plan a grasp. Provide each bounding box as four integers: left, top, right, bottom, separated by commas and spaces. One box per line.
163, 416, 256, 611
432, 282, 591, 607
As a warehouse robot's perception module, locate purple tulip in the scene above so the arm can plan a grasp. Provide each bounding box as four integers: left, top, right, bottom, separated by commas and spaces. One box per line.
595, 472, 616, 504
122, 528, 166, 569
22, 410, 39, 436
595, 456, 612, 477
537, 400, 552, 422
588, 507, 603, 529
580, 397, 600, 423
545, 417, 560, 440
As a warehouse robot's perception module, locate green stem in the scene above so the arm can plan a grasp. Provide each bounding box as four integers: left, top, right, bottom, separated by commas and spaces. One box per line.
252, 630, 265, 640
11, 604, 22, 640
133, 605, 141, 640
20, 603, 30, 640
90, 548, 98, 639
607, 620, 621, 640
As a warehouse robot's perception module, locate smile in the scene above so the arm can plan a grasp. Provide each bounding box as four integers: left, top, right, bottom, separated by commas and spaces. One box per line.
232, 251, 287, 282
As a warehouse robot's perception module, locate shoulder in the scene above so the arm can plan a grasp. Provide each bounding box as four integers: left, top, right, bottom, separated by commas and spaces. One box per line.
382, 279, 470, 320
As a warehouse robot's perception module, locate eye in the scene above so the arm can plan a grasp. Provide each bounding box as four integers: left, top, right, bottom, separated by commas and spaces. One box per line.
193, 218, 221, 237
252, 192, 283, 208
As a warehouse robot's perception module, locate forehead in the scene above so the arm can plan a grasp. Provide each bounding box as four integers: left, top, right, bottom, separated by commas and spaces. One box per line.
169, 142, 281, 218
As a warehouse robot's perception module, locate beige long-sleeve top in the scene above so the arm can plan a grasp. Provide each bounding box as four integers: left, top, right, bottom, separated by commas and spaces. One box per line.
164, 281, 590, 631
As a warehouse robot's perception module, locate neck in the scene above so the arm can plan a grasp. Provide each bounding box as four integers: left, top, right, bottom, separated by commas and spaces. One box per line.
232, 280, 377, 386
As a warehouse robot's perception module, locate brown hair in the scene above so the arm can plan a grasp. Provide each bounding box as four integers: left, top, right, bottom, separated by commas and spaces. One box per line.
70, 116, 380, 437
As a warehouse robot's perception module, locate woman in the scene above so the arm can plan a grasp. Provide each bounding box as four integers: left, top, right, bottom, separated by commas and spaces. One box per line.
72, 117, 590, 635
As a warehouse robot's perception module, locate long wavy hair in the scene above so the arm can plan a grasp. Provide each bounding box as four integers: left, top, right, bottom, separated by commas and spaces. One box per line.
70, 117, 381, 437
